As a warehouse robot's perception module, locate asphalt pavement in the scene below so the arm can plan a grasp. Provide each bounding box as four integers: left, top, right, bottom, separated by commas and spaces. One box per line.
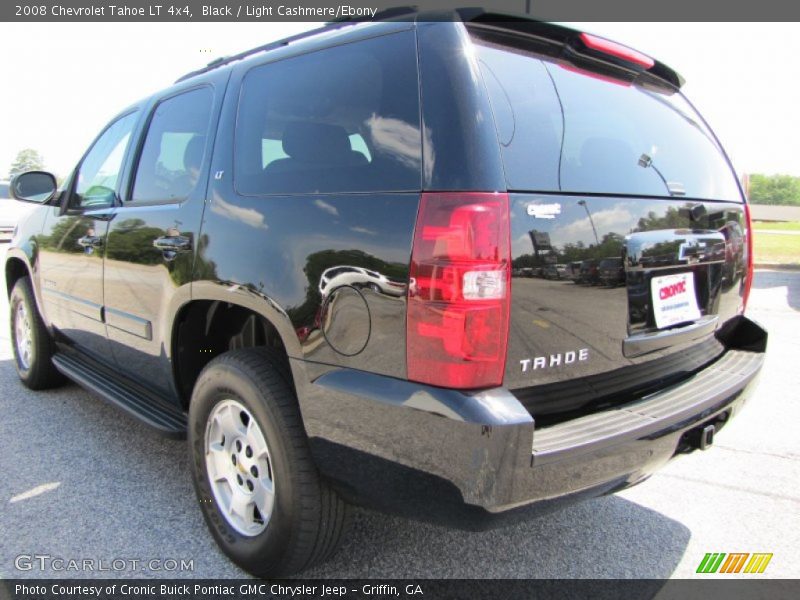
1, 242, 798, 579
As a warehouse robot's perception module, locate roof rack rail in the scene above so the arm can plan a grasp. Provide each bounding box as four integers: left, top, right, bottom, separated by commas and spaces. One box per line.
174, 6, 421, 84
328, 5, 419, 24
175, 23, 344, 83
174, 7, 681, 89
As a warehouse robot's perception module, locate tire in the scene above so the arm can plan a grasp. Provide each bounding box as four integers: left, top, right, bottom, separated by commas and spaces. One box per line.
188, 347, 351, 577
9, 276, 66, 390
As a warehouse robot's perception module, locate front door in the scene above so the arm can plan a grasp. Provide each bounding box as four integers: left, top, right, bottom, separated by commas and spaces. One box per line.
38, 111, 139, 362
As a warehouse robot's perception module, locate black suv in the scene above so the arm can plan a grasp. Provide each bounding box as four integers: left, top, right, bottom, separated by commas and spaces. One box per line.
5, 11, 766, 577
598, 257, 625, 287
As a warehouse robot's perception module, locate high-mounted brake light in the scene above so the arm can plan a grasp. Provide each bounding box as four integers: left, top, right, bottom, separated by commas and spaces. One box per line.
579, 32, 655, 70
407, 192, 511, 389
741, 202, 755, 313
558, 63, 632, 87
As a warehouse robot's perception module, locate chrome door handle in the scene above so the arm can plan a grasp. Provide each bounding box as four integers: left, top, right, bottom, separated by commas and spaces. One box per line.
77, 235, 103, 248
152, 235, 192, 252
153, 235, 192, 261
623, 315, 719, 358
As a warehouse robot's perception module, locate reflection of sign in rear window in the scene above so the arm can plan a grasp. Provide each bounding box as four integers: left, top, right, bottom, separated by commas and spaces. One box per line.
529, 231, 551, 249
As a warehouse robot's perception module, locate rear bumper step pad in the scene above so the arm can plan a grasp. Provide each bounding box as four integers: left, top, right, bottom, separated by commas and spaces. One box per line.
532, 349, 763, 464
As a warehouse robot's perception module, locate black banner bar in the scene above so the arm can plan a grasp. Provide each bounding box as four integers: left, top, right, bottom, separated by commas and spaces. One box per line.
3, 0, 800, 22
2, 580, 800, 600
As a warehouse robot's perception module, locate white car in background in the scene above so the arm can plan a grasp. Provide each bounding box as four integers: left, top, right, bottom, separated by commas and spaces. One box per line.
0, 180, 37, 242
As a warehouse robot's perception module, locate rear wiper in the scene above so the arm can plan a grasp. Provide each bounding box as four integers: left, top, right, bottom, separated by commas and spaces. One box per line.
638, 153, 686, 196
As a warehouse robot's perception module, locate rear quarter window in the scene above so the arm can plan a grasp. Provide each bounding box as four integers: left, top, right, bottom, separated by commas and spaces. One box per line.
234, 29, 422, 195
474, 38, 742, 202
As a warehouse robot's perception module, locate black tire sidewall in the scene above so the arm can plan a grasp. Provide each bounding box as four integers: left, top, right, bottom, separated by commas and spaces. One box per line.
188, 360, 303, 575
10, 279, 40, 382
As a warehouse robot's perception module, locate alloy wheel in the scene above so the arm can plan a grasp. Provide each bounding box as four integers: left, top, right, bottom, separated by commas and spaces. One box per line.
204, 399, 275, 536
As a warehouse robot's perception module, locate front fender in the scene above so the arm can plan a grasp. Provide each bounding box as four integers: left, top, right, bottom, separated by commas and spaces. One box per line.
5, 206, 50, 325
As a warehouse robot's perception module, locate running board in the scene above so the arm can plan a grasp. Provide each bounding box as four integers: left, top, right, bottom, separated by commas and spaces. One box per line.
52, 352, 187, 438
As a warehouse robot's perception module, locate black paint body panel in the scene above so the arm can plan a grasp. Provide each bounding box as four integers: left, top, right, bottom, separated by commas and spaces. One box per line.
506, 194, 748, 417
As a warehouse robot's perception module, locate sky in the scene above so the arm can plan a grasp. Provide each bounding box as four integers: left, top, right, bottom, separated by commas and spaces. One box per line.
1, 21, 798, 180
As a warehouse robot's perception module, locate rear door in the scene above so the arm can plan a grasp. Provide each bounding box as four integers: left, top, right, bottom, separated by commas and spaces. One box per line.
102, 77, 225, 399
470, 28, 748, 419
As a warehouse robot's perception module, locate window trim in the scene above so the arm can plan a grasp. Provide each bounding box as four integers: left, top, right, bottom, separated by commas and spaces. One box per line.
124, 83, 215, 208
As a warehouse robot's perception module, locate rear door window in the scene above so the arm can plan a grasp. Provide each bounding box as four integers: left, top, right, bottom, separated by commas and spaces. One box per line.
234, 29, 421, 195
131, 87, 214, 205
474, 38, 742, 201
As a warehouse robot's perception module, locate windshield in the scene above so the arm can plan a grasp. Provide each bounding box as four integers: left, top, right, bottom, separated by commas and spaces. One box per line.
474, 38, 742, 202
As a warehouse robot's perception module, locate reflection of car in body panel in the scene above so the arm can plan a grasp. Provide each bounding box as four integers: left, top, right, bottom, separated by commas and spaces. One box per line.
319, 265, 406, 297
718, 220, 745, 281
598, 256, 625, 286
566, 260, 582, 281
543, 263, 567, 279
577, 258, 599, 284
0, 180, 37, 242
5, 9, 765, 578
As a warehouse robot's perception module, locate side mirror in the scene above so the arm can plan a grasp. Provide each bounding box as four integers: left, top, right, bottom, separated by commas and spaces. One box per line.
10, 171, 57, 204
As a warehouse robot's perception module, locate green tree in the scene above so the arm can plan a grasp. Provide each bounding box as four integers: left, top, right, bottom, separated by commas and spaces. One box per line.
593, 232, 625, 258
38, 216, 91, 253
9, 148, 46, 178
105, 219, 164, 265
748, 174, 800, 206
633, 206, 689, 232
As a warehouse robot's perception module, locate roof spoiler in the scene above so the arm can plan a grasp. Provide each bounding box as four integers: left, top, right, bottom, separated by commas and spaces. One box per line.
457, 9, 684, 89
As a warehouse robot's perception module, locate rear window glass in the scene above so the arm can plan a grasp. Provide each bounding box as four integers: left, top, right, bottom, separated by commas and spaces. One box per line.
235, 30, 421, 195
474, 39, 742, 202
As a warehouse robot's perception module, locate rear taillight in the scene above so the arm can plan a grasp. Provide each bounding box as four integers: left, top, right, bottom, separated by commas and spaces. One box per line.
741, 202, 754, 313
407, 192, 511, 389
